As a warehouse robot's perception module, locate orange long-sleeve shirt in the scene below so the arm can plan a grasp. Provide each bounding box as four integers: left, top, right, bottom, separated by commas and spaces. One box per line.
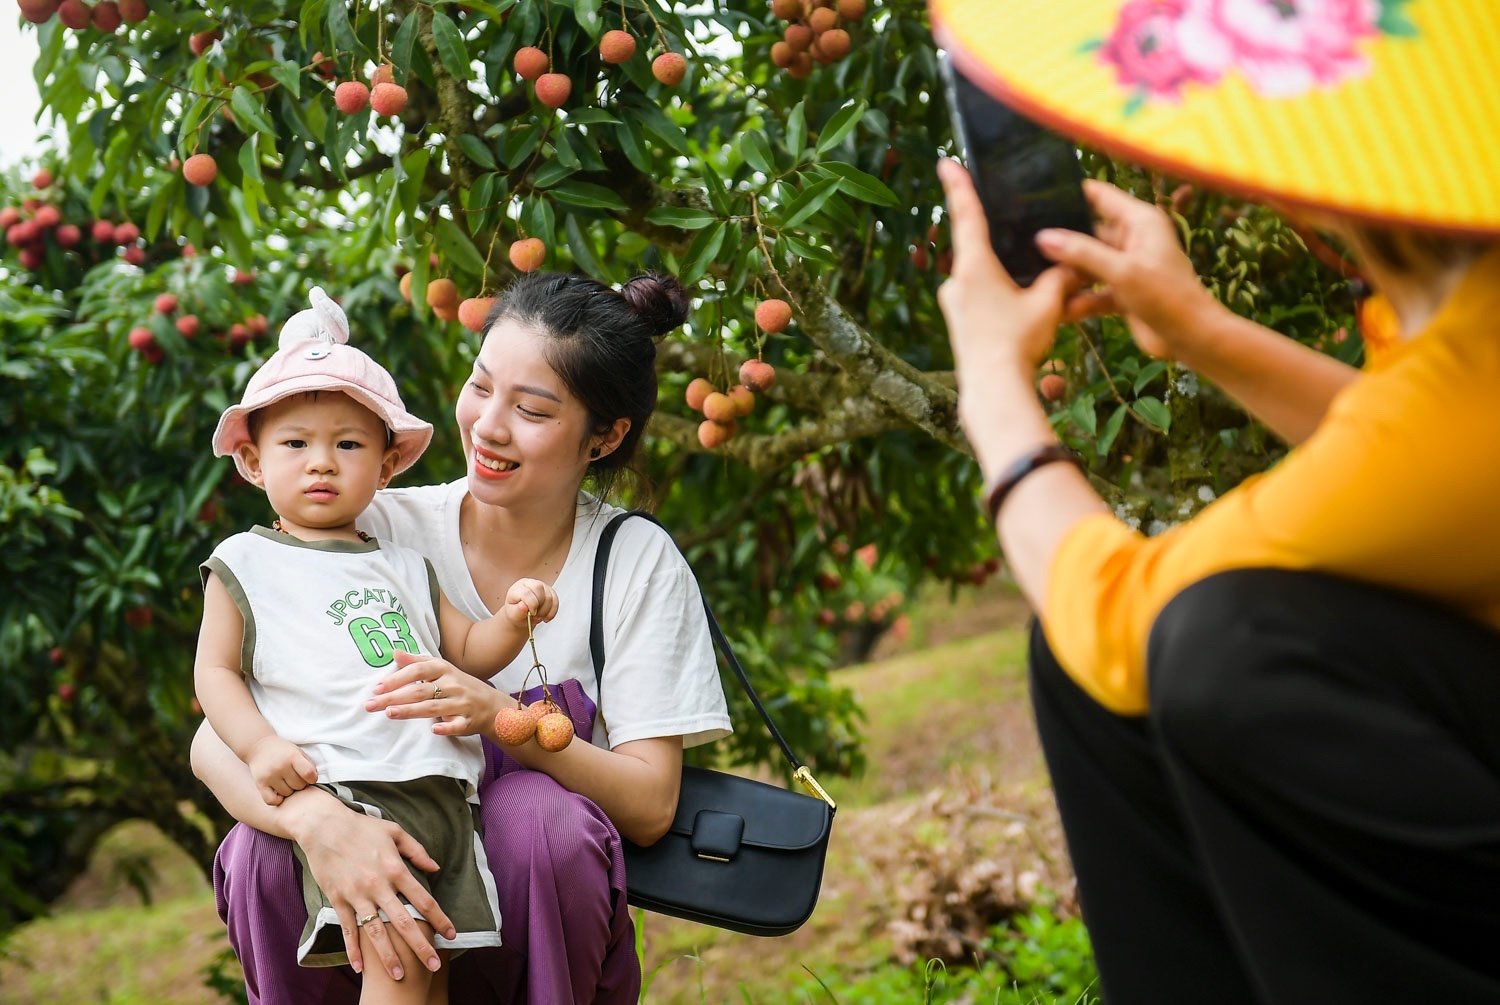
1042, 246, 1500, 715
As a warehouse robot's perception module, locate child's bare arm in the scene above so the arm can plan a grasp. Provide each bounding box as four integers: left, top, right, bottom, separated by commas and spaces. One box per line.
437, 579, 559, 678
195, 571, 318, 805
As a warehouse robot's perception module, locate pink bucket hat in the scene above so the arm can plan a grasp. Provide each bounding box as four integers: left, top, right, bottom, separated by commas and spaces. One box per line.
211, 287, 433, 481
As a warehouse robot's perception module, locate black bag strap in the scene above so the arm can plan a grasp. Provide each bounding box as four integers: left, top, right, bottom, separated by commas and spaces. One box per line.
588, 510, 835, 810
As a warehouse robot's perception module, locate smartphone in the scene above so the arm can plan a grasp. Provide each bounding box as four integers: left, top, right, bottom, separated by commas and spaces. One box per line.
938, 50, 1093, 286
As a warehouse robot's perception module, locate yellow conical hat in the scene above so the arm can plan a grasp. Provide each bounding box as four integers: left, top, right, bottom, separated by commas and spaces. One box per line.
929, 0, 1500, 235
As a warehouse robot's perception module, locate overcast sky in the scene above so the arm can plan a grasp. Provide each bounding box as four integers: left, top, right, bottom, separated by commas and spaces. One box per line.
0, 17, 46, 170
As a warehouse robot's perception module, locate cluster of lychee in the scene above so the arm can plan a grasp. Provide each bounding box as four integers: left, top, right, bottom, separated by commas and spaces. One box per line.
18, 0, 148, 30
398, 236, 547, 329
127, 291, 269, 364
494, 693, 575, 752
2, 171, 158, 271
769, 0, 865, 79
334, 63, 409, 119
686, 300, 786, 449
512, 35, 686, 110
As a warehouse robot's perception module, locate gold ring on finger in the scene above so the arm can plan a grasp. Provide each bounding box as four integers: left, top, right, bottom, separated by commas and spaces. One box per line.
433, 684, 443, 700
357, 912, 379, 927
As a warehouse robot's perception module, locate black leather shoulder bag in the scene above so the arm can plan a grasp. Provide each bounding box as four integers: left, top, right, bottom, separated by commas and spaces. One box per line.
589, 510, 836, 937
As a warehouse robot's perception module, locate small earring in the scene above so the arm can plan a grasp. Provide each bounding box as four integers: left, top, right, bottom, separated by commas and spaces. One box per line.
589, 447, 602, 459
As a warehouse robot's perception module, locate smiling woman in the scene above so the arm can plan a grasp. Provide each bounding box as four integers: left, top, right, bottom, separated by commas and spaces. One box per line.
191, 271, 732, 1004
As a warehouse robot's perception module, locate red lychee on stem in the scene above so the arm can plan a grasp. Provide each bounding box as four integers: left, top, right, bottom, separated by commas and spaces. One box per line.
513, 46, 548, 81
652, 52, 687, 86
334, 81, 370, 115
509, 238, 546, 273
600, 30, 637, 64
183, 153, 218, 186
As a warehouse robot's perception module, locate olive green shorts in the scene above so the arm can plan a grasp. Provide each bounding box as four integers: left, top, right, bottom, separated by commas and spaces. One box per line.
293, 775, 502, 967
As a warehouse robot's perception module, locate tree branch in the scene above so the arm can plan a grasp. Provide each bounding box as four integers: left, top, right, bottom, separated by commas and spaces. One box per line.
648, 395, 916, 472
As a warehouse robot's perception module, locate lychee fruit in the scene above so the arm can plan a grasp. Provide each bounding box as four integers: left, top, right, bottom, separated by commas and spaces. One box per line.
728, 384, 756, 417
652, 52, 687, 86
57, 0, 90, 31
118, 0, 146, 22
754, 298, 792, 332
91, 0, 121, 31
772, 0, 801, 19
399, 272, 414, 302
18, 0, 57, 25
370, 63, 395, 87
1038, 373, 1067, 402
739, 358, 777, 392
836, 0, 866, 17
600, 30, 636, 64
535, 712, 575, 752
370, 82, 408, 117
458, 296, 494, 333
311, 51, 337, 80
32, 168, 53, 189
233, 268, 255, 285
176, 314, 200, 338
189, 28, 221, 56
113, 221, 139, 245
513, 46, 548, 81
0, 208, 18, 229
784, 23, 813, 51
509, 237, 545, 273
91, 219, 115, 243
55, 223, 81, 247
334, 80, 370, 115
127, 326, 156, 352
702, 392, 737, 423
771, 41, 795, 68
685, 376, 714, 412
425, 277, 459, 311
534, 72, 571, 109
814, 27, 850, 59
246, 313, 268, 337
808, 7, 838, 32
33, 204, 60, 228
495, 705, 537, 746
123, 246, 146, 266
698, 418, 735, 449
183, 153, 218, 186
154, 293, 178, 314
18, 247, 41, 271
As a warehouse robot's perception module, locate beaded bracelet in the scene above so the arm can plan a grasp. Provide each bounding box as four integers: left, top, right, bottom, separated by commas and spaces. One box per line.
983, 443, 1084, 525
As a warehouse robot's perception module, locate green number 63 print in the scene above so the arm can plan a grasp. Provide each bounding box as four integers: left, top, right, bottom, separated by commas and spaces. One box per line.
347, 611, 421, 668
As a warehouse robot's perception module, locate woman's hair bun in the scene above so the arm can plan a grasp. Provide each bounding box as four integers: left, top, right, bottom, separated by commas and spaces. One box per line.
620, 273, 691, 340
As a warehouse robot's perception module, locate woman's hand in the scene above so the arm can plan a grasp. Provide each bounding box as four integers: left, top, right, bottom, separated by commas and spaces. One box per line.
936, 158, 1080, 381
281, 787, 455, 980
502, 577, 560, 629
370, 650, 506, 738
1040, 179, 1229, 360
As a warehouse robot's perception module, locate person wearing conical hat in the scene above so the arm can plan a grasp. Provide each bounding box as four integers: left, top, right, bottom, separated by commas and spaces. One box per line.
195, 287, 560, 1002
931, 1, 1500, 1000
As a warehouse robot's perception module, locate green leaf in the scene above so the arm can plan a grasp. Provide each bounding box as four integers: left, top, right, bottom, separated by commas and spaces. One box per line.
230, 86, 276, 140
1131, 396, 1171, 430
1132, 360, 1167, 394
270, 59, 303, 100
326, 1, 360, 57
778, 231, 838, 266
1068, 392, 1098, 436
575, 0, 603, 37
530, 159, 576, 189
818, 161, 896, 206
815, 100, 866, 156
392, 11, 420, 73
431, 11, 472, 82
630, 102, 690, 155
678, 221, 727, 286
435, 216, 488, 276
565, 108, 621, 125
457, 134, 497, 170
566, 215, 608, 280
785, 101, 807, 162
615, 119, 651, 173
551, 180, 629, 212
740, 131, 775, 175
399, 147, 430, 219
1097, 403, 1127, 457
644, 206, 718, 230
780, 175, 842, 229
552, 129, 580, 170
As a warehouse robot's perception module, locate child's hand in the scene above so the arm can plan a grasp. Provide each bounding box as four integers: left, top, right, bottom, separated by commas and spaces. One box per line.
502, 578, 559, 628
247, 735, 319, 806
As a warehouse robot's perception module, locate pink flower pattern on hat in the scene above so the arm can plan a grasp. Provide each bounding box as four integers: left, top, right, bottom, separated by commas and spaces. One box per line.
1089, 0, 1413, 112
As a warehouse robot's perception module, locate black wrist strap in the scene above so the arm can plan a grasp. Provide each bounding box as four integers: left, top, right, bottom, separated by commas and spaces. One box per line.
984, 443, 1083, 524
588, 510, 821, 790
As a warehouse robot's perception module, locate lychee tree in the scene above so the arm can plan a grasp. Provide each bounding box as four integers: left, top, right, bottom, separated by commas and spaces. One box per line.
2, 0, 1359, 922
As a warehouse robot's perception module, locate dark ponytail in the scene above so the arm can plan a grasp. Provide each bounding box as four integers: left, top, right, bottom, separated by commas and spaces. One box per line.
482, 272, 690, 497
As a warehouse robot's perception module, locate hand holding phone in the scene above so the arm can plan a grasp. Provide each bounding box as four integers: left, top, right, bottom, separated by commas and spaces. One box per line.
938, 50, 1093, 287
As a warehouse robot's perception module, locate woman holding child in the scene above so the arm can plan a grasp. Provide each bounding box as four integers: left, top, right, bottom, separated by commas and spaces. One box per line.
192, 272, 732, 1004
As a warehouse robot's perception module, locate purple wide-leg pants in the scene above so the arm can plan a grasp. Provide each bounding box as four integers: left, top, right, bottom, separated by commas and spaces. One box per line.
214, 684, 641, 1004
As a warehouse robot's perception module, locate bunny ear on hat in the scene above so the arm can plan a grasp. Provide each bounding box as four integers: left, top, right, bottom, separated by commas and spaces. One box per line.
929, 0, 1500, 235
278, 285, 351, 350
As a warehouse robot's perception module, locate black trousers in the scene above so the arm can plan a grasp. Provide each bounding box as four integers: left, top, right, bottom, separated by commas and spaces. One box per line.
1029, 568, 1500, 1005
